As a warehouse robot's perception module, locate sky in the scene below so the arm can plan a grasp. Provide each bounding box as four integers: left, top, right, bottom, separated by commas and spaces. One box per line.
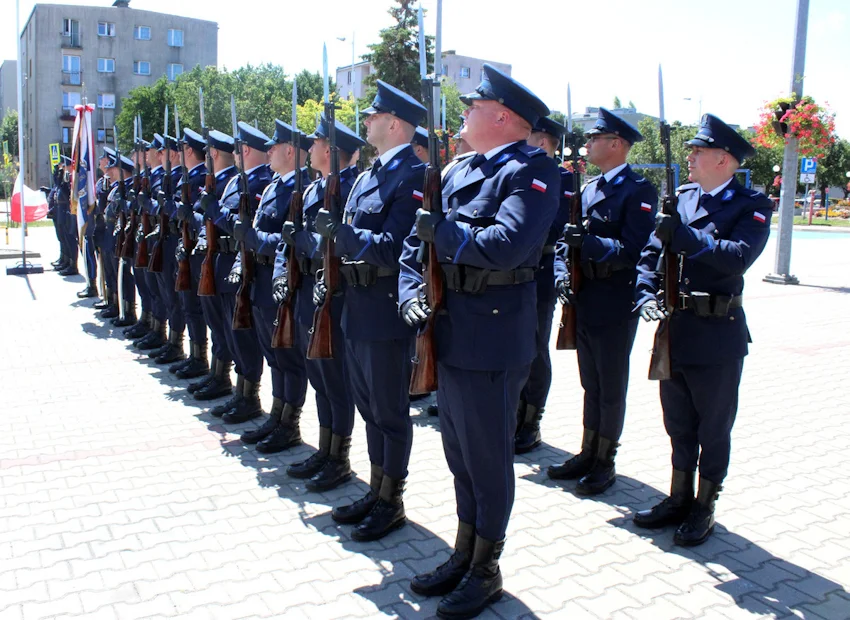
6, 0, 850, 136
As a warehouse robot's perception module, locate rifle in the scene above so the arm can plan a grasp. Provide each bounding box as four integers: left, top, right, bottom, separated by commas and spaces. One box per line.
556, 84, 583, 351
122, 116, 140, 260
148, 106, 171, 273
174, 104, 194, 292
231, 96, 255, 330
136, 114, 152, 268
197, 88, 217, 297
307, 44, 340, 359
272, 78, 303, 349
114, 125, 128, 319
409, 25, 444, 395
648, 65, 678, 381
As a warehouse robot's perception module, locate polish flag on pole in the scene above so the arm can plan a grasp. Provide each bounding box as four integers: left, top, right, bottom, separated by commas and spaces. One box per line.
10, 171, 49, 223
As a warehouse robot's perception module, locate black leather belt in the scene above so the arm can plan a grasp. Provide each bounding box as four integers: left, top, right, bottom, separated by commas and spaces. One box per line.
339, 261, 398, 287
678, 292, 743, 317
581, 261, 629, 280
168, 220, 180, 235
541, 245, 556, 255
298, 256, 324, 276
441, 264, 535, 294
255, 254, 275, 267
216, 236, 238, 254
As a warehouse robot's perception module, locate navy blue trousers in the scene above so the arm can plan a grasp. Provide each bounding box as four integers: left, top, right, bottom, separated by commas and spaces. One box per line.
143, 269, 165, 321
200, 293, 232, 363
179, 254, 207, 343
345, 338, 412, 479
99, 228, 117, 291
297, 296, 354, 436
83, 232, 97, 282
115, 255, 136, 305
576, 317, 639, 441
661, 359, 744, 484
520, 296, 557, 409
437, 362, 529, 541
134, 265, 150, 314
253, 304, 307, 406
154, 235, 184, 333
220, 292, 263, 383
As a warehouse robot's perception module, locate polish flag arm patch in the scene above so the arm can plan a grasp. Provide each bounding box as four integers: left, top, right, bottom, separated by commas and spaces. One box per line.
753, 211, 766, 223
563, 190, 574, 197
640, 202, 653, 212
531, 179, 547, 193
412, 190, 424, 202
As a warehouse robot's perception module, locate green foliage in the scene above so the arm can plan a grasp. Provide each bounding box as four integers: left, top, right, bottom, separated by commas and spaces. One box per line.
627, 117, 697, 191
613, 96, 621, 109
361, 0, 433, 101
1, 110, 19, 157
439, 81, 465, 134
114, 76, 173, 150
817, 139, 850, 193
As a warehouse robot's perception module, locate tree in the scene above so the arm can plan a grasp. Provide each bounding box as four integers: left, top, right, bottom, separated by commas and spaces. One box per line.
1, 109, 19, 157
628, 100, 636, 110
361, 0, 433, 102
815, 139, 850, 207
613, 96, 621, 109
114, 76, 173, 150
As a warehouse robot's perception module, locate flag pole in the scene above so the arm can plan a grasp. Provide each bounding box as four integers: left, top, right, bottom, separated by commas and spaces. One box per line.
8, 0, 42, 275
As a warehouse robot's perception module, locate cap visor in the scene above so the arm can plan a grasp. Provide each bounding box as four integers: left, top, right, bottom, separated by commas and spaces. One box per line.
362, 107, 379, 115
264, 138, 277, 146
686, 138, 712, 148
459, 92, 485, 106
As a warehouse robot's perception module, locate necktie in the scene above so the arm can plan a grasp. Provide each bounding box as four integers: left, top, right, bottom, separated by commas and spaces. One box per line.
467, 154, 487, 171
699, 193, 711, 207
371, 159, 383, 175
596, 176, 607, 190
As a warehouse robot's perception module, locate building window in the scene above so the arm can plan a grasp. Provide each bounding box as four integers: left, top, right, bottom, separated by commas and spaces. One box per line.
167, 29, 184, 47
134, 26, 151, 40
97, 22, 115, 37
62, 54, 81, 84
62, 91, 81, 111
62, 18, 81, 47
347, 71, 352, 85
133, 61, 151, 75
167, 64, 183, 81
96, 128, 115, 143
62, 127, 71, 144
460, 67, 471, 78
98, 58, 115, 73
97, 93, 116, 109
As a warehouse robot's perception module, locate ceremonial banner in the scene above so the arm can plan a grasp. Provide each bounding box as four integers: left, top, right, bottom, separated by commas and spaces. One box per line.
71, 104, 97, 240
10, 171, 48, 223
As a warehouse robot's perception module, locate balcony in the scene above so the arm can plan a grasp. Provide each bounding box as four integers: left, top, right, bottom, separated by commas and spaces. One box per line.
61, 71, 82, 86
61, 34, 82, 49
60, 108, 76, 121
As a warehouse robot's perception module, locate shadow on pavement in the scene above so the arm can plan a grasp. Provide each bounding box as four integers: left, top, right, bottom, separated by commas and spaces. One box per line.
797, 283, 850, 295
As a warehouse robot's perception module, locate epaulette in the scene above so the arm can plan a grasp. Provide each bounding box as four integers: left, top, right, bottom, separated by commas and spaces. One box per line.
517, 144, 546, 159
676, 182, 700, 193
740, 186, 766, 200
453, 152, 476, 163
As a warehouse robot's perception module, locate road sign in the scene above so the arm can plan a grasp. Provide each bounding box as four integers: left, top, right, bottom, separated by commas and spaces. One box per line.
800, 158, 817, 174
800, 173, 816, 184
49, 143, 61, 167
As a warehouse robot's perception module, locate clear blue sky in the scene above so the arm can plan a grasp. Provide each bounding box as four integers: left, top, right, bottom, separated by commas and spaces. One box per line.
8, 0, 849, 136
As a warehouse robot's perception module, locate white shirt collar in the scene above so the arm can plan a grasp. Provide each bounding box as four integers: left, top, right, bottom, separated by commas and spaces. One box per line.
701, 177, 734, 198
277, 168, 297, 185
378, 143, 410, 167
484, 141, 520, 160
216, 165, 236, 178
151, 165, 162, 173
188, 162, 204, 174
603, 163, 628, 183
244, 164, 265, 176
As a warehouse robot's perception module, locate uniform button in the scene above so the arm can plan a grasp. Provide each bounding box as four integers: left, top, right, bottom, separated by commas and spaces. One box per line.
473, 209, 478, 216
368, 207, 373, 213
684, 278, 690, 285
388, 293, 394, 298
492, 308, 499, 314
447, 208, 452, 214
729, 316, 735, 321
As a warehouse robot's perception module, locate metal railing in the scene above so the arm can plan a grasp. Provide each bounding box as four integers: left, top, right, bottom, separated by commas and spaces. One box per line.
61, 34, 82, 49
61, 70, 82, 86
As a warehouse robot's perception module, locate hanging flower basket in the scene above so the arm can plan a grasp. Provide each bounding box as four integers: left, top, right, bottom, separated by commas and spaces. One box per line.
754, 95, 836, 159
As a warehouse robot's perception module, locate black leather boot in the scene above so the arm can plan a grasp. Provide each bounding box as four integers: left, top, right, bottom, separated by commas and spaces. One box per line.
51, 256, 66, 269
255, 402, 302, 451
195, 360, 234, 402
135, 319, 166, 350
514, 404, 543, 454
634, 469, 695, 529
222, 379, 264, 424
59, 263, 79, 276
124, 311, 150, 338
154, 330, 186, 365
436, 536, 504, 619
411, 521, 475, 596
77, 285, 98, 299
175, 342, 210, 379
99, 294, 119, 319
240, 398, 285, 444
351, 475, 407, 542
287, 426, 332, 479
674, 477, 721, 547
577, 436, 618, 495
188, 356, 217, 394
112, 301, 138, 328
547, 428, 598, 480
306, 433, 352, 491
93, 289, 112, 310
209, 374, 243, 417
332, 464, 382, 524
169, 356, 192, 374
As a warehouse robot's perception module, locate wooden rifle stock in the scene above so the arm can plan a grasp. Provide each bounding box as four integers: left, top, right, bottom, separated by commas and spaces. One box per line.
117, 209, 127, 259
556, 187, 583, 350
135, 172, 151, 268
272, 190, 303, 349
232, 189, 255, 330
409, 166, 444, 395
175, 181, 194, 292
197, 175, 217, 297
306, 173, 340, 359
648, 193, 679, 381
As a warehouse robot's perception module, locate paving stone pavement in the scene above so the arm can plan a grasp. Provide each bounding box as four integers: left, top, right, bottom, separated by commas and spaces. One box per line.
1, 227, 849, 620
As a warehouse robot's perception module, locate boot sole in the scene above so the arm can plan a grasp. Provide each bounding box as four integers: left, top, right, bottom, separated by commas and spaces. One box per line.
254, 438, 302, 454
175, 368, 210, 380
286, 461, 329, 479
350, 516, 406, 542
410, 573, 468, 597
331, 503, 378, 525
194, 388, 234, 402
576, 476, 616, 496
436, 591, 503, 620
155, 355, 186, 365
546, 466, 593, 481
674, 525, 715, 547
514, 439, 541, 455
305, 471, 352, 492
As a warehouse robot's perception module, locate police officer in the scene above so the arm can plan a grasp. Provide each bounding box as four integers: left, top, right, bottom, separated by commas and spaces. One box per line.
103, 152, 135, 324
44, 163, 64, 270
548, 108, 657, 496
633, 114, 772, 546
56, 157, 78, 277
170, 128, 208, 377
78, 156, 100, 299
514, 116, 573, 453
93, 148, 116, 314
188, 130, 239, 400
133, 135, 169, 352
231, 120, 310, 450
207, 122, 272, 422
314, 80, 426, 542
122, 139, 153, 337
412, 126, 429, 164
271, 115, 364, 491
400, 64, 559, 618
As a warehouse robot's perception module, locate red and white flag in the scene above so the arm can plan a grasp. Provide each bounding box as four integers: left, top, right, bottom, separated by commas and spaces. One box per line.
10, 171, 49, 223
531, 179, 547, 193
753, 211, 766, 223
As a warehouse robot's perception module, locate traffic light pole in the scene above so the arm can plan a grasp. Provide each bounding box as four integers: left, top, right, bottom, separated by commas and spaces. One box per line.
765, 0, 809, 285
